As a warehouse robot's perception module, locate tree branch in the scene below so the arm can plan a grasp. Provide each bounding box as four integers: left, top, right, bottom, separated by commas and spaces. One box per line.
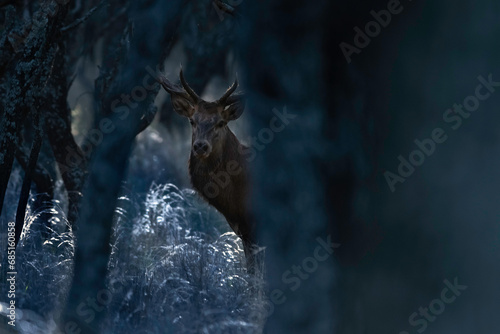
14, 112, 44, 246
61, 0, 107, 33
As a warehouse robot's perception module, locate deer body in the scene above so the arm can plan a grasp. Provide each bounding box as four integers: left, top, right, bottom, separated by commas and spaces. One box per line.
189, 134, 251, 240
158, 70, 256, 272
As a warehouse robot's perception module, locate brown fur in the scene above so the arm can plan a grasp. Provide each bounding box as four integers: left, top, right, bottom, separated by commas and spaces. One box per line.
158, 71, 256, 272
188, 131, 253, 243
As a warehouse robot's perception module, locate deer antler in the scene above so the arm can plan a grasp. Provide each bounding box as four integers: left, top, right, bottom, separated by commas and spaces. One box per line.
179, 68, 200, 103
217, 76, 238, 105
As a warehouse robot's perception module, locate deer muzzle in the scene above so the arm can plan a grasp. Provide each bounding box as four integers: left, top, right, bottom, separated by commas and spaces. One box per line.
193, 140, 212, 158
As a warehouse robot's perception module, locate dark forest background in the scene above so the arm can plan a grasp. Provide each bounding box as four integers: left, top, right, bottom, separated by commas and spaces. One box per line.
0, 0, 499, 333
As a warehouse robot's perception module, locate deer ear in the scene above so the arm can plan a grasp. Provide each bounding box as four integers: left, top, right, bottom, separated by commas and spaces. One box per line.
221, 94, 245, 121
170, 93, 194, 117
158, 74, 194, 117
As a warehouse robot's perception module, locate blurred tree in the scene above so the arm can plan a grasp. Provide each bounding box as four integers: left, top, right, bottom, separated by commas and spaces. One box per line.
59, 1, 186, 332
238, 0, 391, 332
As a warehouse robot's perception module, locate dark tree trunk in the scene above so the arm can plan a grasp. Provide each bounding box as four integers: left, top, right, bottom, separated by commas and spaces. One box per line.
239, 2, 339, 331
61, 2, 186, 332
14, 111, 44, 245
0, 0, 70, 233
44, 45, 88, 228
238, 0, 390, 332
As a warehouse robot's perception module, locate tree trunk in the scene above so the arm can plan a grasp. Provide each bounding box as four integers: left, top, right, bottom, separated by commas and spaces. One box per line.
61, 2, 185, 332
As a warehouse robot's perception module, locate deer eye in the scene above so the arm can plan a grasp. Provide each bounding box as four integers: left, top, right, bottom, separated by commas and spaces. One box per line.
189, 119, 195, 126
217, 121, 226, 128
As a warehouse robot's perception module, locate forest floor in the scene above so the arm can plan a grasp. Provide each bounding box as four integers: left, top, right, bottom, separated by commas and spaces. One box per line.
0, 130, 266, 334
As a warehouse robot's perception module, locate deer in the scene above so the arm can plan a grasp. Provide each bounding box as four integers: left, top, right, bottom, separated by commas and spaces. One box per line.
158, 69, 258, 274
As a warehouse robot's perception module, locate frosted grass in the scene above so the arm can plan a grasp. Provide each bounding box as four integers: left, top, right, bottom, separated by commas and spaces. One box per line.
0, 174, 266, 333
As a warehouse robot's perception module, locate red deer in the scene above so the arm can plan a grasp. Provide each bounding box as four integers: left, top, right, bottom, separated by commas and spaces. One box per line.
158, 70, 257, 273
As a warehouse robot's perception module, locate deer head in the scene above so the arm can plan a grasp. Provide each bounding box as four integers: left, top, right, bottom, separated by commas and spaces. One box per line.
159, 69, 244, 159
